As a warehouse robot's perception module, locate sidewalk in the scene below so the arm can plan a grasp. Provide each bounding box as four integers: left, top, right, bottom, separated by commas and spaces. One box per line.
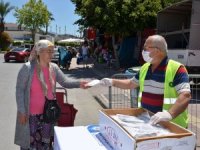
69, 58, 126, 108
92, 62, 121, 78
61, 57, 122, 126
70, 57, 121, 78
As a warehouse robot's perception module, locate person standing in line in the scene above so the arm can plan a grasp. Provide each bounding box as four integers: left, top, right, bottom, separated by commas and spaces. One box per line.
98, 35, 191, 128
81, 43, 89, 67
14, 40, 88, 150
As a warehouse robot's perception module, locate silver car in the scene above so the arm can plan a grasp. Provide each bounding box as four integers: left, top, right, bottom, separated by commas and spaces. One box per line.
51, 46, 60, 64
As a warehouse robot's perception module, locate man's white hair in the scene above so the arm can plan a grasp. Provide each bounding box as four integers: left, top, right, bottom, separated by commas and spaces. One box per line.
148, 35, 168, 53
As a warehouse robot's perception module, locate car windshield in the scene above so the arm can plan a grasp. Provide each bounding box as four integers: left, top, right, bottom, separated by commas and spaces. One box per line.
12, 48, 27, 52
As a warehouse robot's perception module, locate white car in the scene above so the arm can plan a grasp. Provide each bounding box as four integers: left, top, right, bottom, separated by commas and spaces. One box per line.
51, 46, 60, 64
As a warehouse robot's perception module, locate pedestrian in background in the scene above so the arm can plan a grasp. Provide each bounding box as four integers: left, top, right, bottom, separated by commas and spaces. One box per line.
99, 35, 191, 128
14, 40, 88, 150
81, 43, 89, 60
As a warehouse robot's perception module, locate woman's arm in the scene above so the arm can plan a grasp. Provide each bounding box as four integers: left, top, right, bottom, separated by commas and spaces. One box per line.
54, 64, 80, 88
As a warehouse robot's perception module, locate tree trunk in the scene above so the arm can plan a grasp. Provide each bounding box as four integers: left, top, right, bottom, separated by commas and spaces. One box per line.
45, 24, 48, 35
31, 30, 36, 44
0, 19, 5, 32
111, 35, 120, 69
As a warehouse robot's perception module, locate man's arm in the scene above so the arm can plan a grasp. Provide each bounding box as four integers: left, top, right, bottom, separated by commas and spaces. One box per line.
112, 79, 139, 89
150, 65, 191, 125
168, 91, 191, 119
169, 65, 191, 118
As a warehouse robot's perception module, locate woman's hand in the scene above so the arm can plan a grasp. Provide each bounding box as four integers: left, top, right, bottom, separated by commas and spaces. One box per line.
18, 112, 28, 125
80, 81, 90, 89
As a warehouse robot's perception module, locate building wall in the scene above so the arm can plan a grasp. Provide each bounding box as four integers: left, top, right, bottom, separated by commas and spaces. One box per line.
5, 23, 31, 40
6, 30, 32, 40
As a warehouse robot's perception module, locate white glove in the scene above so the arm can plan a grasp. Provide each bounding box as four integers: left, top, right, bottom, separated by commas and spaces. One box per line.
149, 111, 172, 125
100, 78, 113, 87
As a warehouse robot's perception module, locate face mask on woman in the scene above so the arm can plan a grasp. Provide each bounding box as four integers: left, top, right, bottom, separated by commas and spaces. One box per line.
142, 50, 153, 63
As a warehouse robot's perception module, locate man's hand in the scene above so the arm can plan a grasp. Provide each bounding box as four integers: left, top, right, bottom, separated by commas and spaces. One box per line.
100, 78, 112, 87
149, 111, 172, 125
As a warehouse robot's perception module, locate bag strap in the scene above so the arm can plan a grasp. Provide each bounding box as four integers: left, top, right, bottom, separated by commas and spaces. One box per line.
49, 64, 56, 98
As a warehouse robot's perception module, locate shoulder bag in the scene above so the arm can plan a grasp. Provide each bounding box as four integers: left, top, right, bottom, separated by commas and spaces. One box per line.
43, 97, 61, 123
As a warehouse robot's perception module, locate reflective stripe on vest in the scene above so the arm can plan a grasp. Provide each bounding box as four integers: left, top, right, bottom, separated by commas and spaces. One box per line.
164, 98, 177, 104
138, 59, 188, 128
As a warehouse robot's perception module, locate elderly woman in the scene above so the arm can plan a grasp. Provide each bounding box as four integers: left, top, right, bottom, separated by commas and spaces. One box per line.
14, 40, 88, 150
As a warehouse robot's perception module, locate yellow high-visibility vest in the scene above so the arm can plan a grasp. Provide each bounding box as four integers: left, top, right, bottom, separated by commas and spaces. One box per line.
138, 59, 188, 128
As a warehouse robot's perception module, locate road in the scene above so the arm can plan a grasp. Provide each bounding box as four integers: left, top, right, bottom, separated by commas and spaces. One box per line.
0, 54, 106, 150
0, 54, 21, 149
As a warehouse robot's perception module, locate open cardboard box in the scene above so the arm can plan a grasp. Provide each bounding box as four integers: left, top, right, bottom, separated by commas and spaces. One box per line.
99, 108, 196, 150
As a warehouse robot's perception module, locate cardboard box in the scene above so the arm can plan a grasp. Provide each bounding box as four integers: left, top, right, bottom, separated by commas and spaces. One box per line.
99, 108, 196, 150
54, 126, 107, 150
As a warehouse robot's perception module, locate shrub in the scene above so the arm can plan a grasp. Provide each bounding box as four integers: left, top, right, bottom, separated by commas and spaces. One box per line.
55, 41, 80, 47
13, 41, 23, 47
0, 31, 13, 51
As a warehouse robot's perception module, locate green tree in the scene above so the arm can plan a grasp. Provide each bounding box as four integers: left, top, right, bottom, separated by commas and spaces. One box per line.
160, 0, 182, 8
0, 0, 14, 32
72, 0, 162, 36
71, 0, 183, 66
71, 0, 162, 67
14, 0, 52, 43
72, 0, 182, 34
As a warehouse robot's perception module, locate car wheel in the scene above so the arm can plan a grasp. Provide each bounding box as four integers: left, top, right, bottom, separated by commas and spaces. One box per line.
5, 59, 9, 62
24, 57, 29, 63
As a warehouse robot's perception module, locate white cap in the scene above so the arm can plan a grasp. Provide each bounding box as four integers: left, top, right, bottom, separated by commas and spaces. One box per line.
34, 40, 54, 52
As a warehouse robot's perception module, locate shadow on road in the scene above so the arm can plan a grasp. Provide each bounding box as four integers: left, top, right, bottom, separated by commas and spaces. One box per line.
61, 66, 102, 80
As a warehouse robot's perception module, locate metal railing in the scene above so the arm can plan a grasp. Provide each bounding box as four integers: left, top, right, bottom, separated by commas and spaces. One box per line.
188, 74, 200, 148
108, 73, 138, 109
107, 73, 200, 148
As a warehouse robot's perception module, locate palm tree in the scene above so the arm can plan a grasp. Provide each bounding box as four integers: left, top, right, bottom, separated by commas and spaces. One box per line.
0, 0, 14, 32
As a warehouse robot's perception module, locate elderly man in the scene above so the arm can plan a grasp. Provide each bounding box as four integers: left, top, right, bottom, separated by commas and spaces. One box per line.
100, 35, 191, 128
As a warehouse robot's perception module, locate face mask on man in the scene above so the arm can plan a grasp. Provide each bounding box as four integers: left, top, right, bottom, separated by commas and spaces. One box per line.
142, 50, 153, 63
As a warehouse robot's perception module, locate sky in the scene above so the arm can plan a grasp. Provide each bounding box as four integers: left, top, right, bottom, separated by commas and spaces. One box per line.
5, 0, 81, 36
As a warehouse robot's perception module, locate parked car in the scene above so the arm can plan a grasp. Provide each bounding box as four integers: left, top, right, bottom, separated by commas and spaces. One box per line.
4, 47, 31, 62
23, 44, 34, 50
51, 46, 60, 64
125, 66, 141, 76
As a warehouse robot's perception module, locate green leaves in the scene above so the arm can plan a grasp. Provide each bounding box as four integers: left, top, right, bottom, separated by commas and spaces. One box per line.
14, 0, 53, 43
0, 0, 14, 32
71, 0, 181, 36
0, 0, 14, 18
